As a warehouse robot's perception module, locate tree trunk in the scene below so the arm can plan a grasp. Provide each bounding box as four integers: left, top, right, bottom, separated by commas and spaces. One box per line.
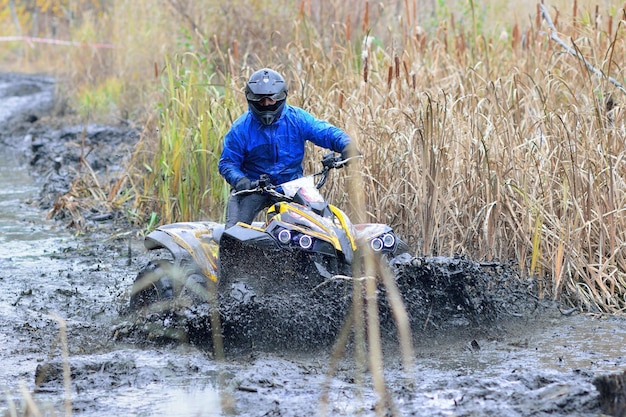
9, 0, 22, 36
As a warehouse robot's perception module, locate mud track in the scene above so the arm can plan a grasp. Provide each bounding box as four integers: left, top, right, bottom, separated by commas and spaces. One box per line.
1, 72, 625, 417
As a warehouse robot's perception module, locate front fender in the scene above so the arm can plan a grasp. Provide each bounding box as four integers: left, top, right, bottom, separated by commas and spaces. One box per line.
144, 221, 223, 282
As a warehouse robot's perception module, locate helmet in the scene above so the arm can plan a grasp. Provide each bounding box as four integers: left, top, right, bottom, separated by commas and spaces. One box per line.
245, 68, 288, 125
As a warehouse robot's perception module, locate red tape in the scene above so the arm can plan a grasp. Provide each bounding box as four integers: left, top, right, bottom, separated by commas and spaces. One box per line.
0, 36, 114, 49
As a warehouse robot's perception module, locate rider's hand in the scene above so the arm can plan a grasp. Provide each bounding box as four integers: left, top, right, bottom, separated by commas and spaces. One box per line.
322, 152, 338, 168
341, 144, 361, 164
234, 177, 252, 191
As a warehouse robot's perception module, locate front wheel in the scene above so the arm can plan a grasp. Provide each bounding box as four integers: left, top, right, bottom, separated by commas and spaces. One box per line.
129, 260, 176, 311
130, 260, 217, 312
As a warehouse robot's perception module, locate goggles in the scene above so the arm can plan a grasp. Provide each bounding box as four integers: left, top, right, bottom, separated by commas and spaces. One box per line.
246, 91, 287, 102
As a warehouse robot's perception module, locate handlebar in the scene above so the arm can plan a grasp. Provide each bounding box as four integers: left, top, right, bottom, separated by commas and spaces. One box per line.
232, 152, 362, 197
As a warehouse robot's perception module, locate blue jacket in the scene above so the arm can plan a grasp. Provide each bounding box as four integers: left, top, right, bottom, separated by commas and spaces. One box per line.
218, 104, 351, 187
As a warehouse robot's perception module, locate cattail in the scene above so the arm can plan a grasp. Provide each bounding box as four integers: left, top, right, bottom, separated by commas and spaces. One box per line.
362, 35, 371, 83
554, 9, 559, 27
298, 0, 305, 20
457, 32, 466, 62
404, 0, 412, 28
387, 65, 393, 89
403, 60, 409, 83
512, 23, 520, 50
415, 25, 426, 52
536, 3, 541, 32
363, 55, 368, 83
362, 0, 369, 32
395, 55, 400, 79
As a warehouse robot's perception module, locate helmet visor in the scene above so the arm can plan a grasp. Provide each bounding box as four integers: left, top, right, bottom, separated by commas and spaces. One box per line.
246, 91, 287, 102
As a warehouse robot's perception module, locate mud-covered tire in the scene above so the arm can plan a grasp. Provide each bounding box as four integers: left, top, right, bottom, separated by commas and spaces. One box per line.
129, 260, 175, 311
180, 272, 216, 304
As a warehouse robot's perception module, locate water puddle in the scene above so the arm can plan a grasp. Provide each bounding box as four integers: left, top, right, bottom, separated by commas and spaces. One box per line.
0, 146, 228, 417
137, 384, 222, 416
0, 151, 60, 246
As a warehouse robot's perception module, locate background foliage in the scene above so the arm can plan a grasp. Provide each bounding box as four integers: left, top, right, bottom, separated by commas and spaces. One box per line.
1, 0, 626, 312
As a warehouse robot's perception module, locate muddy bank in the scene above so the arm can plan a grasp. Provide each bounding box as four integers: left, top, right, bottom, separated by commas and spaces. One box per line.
1, 72, 625, 417
0, 72, 139, 231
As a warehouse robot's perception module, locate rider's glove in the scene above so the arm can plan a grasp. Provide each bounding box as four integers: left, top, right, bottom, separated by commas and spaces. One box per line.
234, 177, 252, 191
322, 152, 338, 168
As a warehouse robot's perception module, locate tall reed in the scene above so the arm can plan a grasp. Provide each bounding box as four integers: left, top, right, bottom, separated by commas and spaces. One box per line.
11, 0, 622, 311
139, 54, 240, 224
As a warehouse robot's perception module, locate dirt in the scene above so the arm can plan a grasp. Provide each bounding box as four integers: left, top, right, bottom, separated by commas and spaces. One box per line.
1, 72, 625, 417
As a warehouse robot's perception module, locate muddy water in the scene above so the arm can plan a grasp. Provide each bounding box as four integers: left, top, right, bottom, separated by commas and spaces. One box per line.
1, 72, 625, 416
0, 149, 74, 382
0, 147, 224, 415
0, 142, 622, 417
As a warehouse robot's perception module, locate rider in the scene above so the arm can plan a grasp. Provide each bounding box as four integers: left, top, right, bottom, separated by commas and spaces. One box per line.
218, 68, 359, 229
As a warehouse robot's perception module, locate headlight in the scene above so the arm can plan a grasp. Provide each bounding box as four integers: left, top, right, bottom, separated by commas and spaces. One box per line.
299, 235, 313, 249
370, 237, 383, 252
277, 229, 292, 244
274, 227, 318, 252
382, 233, 395, 248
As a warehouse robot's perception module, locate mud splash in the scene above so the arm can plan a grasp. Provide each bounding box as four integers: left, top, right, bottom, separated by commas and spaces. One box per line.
1, 72, 625, 417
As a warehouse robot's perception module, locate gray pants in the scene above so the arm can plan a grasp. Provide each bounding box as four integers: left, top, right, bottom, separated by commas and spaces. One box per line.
224, 192, 276, 229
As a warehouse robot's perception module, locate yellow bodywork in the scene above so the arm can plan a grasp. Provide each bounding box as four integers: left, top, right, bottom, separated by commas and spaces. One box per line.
267, 202, 356, 251
156, 222, 222, 282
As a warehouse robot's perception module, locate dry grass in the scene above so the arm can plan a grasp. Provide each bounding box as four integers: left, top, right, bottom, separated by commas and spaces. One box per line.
3, 1, 626, 311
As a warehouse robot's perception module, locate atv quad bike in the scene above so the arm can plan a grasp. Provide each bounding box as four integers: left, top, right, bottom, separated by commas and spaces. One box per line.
129, 153, 410, 347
